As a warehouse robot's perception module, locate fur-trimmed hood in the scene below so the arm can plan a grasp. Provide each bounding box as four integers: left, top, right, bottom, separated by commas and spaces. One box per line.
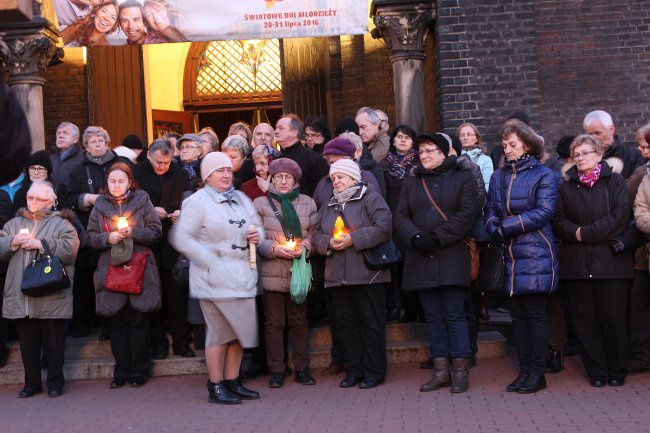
561, 156, 624, 181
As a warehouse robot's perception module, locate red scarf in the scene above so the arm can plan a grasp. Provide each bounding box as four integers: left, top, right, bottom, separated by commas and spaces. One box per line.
577, 163, 602, 188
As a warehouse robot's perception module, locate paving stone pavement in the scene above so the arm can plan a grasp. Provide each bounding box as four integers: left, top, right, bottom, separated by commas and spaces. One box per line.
1, 354, 650, 433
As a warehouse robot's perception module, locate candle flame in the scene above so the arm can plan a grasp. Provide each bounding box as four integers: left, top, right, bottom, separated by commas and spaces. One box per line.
116, 217, 129, 230
333, 216, 348, 239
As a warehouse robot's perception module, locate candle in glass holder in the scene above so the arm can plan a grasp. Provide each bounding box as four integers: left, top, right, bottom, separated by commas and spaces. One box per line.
333, 216, 347, 239
285, 234, 297, 251
19, 228, 30, 235
116, 217, 129, 230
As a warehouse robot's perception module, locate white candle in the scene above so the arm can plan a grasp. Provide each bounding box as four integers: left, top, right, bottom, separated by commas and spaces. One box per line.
19, 228, 29, 235
249, 224, 257, 269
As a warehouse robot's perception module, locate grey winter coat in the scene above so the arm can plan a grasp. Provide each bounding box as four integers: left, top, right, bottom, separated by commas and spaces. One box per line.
0, 209, 80, 319
254, 191, 318, 293
85, 189, 163, 317
313, 185, 392, 288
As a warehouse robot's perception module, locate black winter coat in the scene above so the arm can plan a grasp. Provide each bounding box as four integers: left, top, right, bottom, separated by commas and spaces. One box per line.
553, 162, 633, 280
133, 159, 190, 268
604, 136, 645, 180
280, 142, 329, 197
396, 157, 479, 291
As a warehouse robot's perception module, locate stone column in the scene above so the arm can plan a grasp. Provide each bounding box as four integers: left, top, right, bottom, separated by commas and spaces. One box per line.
371, 0, 435, 134
0, 1, 62, 151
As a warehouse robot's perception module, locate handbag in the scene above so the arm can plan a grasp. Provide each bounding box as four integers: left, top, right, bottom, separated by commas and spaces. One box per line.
21, 239, 71, 298
172, 254, 190, 284
336, 209, 402, 269
477, 171, 508, 295
420, 178, 479, 280
105, 249, 149, 295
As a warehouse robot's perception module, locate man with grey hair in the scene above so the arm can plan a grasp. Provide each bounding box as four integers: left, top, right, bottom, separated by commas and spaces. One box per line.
583, 110, 644, 179
51, 122, 84, 189
132, 139, 194, 359
252, 123, 275, 148
355, 107, 390, 162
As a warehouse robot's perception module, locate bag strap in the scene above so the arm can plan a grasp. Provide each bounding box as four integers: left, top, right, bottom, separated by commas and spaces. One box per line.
40, 239, 53, 257
267, 196, 290, 239
85, 166, 95, 194
420, 178, 448, 222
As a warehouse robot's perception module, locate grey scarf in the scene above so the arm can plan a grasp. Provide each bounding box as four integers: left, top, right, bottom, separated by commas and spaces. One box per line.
333, 184, 362, 204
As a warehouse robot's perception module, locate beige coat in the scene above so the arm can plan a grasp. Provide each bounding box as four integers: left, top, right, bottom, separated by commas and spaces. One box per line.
254, 193, 317, 293
0, 210, 79, 319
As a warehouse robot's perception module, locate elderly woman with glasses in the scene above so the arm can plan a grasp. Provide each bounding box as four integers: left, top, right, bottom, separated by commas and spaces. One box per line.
554, 134, 632, 387
222, 135, 255, 189
176, 134, 203, 181
0, 181, 79, 398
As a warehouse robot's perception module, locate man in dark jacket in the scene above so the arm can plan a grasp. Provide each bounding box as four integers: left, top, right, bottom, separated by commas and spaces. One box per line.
583, 110, 645, 180
275, 115, 329, 197
132, 140, 195, 358
51, 122, 85, 191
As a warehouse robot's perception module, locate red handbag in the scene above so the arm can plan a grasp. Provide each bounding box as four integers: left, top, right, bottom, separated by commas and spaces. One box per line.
105, 249, 149, 295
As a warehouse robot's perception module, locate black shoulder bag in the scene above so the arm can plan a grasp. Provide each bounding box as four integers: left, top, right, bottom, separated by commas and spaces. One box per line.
21, 239, 71, 298
336, 208, 401, 270
477, 171, 507, 295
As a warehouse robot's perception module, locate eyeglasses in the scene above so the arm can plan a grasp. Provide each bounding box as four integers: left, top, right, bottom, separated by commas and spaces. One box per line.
418, 148, 441, 156
273, 174, 294, 182
28, 166, 47, 174
179, 145, 200, 151
26, 195, 50, 204
573, 150, 598, 159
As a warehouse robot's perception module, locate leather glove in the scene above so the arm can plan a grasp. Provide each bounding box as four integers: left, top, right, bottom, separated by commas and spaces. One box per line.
606, 238, 625, 254
412, 232, 438, 253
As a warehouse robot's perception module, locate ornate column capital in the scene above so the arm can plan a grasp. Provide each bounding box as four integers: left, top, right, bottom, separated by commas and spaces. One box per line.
371, 0, 435, 62
0, 35, 62, 85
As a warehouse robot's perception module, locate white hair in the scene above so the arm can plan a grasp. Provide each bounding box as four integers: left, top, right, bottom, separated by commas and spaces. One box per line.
57, 122, 80, 139
583, 110, 613, 130
355, 106, 381, 125
339, 131, 363, 153
28, 181, 57, 202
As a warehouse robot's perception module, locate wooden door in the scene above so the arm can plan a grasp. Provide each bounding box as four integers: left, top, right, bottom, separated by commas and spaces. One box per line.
87, 45, 147, 146
280, 38, 327, 119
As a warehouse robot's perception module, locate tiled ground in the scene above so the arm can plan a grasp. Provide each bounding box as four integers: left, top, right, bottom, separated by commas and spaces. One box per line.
1, 354, 649, 433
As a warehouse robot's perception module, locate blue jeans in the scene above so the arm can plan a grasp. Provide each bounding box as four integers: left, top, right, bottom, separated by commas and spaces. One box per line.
418, 286, 471, 358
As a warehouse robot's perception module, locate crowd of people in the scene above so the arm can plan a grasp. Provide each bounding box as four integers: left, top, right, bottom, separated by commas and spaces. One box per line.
0, 107, 649, 404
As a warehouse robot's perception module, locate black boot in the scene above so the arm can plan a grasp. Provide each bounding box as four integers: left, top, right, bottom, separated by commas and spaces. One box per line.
506, 372, 528, 392
208, 380, 241, 405
227, 377, 260, 400
546, 349, 564, 374
517, 374, 546, 394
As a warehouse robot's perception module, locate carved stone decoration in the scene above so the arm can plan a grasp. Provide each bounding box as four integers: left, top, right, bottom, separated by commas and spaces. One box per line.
371, 0, 436, 134
0, 36, 59, 84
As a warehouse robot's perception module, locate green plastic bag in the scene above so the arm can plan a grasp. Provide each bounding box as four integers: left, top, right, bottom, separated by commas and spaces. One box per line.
290, 251, 312, 304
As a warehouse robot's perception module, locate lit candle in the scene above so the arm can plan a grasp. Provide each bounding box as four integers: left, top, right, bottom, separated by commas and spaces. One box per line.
116, 217, 129, 230
19, 228, 29, 235
285, 234, 297, 251
333, 216, 347, 239
249, 224, 257, 269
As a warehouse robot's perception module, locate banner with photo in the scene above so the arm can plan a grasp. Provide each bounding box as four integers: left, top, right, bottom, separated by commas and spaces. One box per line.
55, 0, 368, 47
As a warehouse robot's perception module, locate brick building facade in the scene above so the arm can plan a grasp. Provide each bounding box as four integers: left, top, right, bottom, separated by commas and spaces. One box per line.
41, 1, 650, 151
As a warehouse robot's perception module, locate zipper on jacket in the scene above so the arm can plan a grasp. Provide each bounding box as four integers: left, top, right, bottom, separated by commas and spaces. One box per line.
508, 239, 515, 297
538, 230, 557, 292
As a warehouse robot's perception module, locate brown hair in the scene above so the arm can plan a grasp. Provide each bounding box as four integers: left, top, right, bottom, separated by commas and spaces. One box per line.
501, 119, 544, 159
104, 162, 140, 193
456, 122, 486, 152
61, 1, 119, 47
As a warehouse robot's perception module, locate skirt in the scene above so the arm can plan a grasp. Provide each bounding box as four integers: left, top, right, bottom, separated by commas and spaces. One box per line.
199, 298, 258, 348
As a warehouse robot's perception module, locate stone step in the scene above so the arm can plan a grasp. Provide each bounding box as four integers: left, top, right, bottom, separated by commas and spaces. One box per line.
0, 331, 507, 385
310, 321, 429, 347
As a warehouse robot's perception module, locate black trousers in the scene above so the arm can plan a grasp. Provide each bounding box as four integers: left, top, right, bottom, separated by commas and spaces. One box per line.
14, 318, 66, 390
107, 302, 152, 381
72, 255, 97, 326
330, 284, 386, 381
569, 279, 630, 378
628, 270, 650, 369
150, 269, 190, 350
0, 273, 8, 350
324, 288, 343, 365
509, 294, 549, 376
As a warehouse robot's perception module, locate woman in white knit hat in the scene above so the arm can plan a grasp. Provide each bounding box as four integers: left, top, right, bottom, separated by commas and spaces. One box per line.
170, 152, 264, 405
312, 159, 393, 389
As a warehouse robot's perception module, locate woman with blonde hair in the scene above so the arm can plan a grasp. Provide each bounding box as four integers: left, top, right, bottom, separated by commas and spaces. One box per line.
60, 1, 119, 47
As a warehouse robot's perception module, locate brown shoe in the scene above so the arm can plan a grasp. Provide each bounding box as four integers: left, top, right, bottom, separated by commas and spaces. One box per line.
450, 358, 469, 393
321, 363, 344, 377
419, 357, 450, 392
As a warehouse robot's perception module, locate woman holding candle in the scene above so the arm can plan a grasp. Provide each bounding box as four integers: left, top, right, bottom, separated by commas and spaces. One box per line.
0, 181, 79, 398
85, 162, 162, 388
170, 152, 264, 405
254, 158, 318, 388
312, 159, 393, 389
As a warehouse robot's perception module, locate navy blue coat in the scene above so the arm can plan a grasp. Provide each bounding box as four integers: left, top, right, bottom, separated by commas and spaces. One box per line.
484, 157, 559, 296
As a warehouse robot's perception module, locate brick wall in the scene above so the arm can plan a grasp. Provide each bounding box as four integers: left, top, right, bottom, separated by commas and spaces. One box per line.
535, 0, 650, 147
435, 0, 541, 148
43, 47, 88, 149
